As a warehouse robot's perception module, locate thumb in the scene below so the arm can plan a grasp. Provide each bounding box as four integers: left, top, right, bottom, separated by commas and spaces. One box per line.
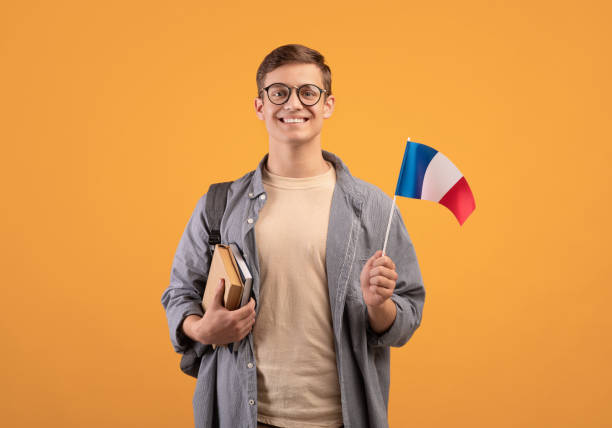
366, 250, 383, 267
213, 278, 225, 308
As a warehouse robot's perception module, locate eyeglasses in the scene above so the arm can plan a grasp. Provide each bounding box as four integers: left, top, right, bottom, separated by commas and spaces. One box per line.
260, 83, 327, 106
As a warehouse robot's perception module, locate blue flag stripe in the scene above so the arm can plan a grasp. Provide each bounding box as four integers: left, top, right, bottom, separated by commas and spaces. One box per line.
395, 141, 438, 198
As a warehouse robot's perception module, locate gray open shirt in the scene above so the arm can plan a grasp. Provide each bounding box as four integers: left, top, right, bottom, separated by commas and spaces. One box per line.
161, 150, 426, 428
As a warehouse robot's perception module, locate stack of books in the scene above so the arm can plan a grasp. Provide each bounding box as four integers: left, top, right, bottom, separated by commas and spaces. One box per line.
202, 244, 253, 352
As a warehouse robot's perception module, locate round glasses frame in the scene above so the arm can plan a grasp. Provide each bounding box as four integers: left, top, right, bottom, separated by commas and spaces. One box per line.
259, 83, 328, 106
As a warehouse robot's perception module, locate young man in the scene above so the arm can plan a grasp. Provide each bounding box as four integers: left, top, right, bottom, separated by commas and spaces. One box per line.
161, 44, 426, 428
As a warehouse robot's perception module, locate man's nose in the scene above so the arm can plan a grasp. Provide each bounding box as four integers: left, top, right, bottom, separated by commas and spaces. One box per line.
284, 88, 303, 110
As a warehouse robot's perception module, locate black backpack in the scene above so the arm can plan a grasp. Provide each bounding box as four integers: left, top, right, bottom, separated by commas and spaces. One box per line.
180, 181, 233, 378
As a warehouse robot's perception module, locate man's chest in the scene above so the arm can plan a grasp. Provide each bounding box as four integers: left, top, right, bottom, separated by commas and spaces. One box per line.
254, 186, 334, 264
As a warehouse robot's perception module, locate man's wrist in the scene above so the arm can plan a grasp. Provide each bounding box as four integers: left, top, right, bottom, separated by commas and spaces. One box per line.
182, 314, 203, 342
366, 299, 397, 334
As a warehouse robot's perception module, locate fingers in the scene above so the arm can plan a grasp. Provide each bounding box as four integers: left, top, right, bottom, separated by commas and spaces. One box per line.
234, 297, 256, 320
368, 252, 397, 291
372, 254, 396, 270
368, 251, 395, 271
236, 311, 256, 338
368, 284, 394, 300
222, 302, 256, 343
369, 265, 398, 282
368, 274, 396, 290
368, 260, 397, 300
238, 311, 256, 330
236, 298, 256, 339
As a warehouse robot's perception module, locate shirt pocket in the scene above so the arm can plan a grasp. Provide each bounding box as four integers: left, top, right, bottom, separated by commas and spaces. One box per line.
345, 257, 369, 303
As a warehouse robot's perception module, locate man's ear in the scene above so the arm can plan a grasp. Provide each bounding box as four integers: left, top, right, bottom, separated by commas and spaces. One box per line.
322, 94, 335, 119
254, 97, 265, 120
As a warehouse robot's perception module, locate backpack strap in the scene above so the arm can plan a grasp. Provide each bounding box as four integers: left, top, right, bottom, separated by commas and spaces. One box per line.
205, 181, 233, 259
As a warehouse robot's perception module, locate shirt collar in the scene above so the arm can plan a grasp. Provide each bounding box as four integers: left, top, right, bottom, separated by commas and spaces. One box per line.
248, 150, 363, 208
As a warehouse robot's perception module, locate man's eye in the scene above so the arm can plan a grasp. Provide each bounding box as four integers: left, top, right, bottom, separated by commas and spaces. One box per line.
301, 88, 318, 98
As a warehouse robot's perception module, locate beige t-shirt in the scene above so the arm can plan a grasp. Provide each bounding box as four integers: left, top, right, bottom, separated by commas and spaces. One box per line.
253, 160, 343, 428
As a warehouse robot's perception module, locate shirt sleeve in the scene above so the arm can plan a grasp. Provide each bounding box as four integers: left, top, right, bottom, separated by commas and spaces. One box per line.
365, 206, 426, 348
161, 194, 211, 353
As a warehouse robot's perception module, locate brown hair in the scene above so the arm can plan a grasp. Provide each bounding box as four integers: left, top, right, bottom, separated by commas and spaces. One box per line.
256, 44, 332, 98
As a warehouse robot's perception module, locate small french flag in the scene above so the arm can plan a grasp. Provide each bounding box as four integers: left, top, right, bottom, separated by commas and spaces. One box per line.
381, 139, 475, 255
395, 140, 476, 225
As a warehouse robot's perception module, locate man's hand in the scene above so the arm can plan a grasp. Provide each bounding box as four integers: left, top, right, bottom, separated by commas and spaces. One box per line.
360, 250, 399, 334
182, 278, 256, 345
360, 250, 398, 307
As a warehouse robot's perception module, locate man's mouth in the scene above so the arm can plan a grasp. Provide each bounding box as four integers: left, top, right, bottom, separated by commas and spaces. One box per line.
278, 117, 309, 123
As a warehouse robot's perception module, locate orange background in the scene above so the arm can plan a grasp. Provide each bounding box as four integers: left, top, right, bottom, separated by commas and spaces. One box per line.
1, 1, 611, 427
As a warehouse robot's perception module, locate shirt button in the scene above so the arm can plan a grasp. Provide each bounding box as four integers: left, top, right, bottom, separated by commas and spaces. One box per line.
259, 194, 266, 200
247, 362, 253, 369
248, 399, 255, 406
247, 218, 254, 224
248, 192, 254, 198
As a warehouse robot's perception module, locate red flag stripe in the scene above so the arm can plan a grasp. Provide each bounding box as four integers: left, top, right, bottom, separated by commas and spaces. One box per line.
438, 176, 475, 225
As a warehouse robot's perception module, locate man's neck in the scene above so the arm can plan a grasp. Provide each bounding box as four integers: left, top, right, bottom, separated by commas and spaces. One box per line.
266, 139, 329, 178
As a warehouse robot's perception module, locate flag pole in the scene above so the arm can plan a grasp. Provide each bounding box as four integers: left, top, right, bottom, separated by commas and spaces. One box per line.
382, 137, 409, 257
382, 194, 396, 257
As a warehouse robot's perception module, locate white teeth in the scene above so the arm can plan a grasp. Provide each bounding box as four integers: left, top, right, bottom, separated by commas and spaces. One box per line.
282, 118, 306, 123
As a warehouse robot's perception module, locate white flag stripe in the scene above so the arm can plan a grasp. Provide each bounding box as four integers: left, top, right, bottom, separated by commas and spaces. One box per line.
421, 152, 463, 202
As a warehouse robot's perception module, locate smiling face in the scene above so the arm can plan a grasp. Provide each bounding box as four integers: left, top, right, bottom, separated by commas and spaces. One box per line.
254, 62, 335, 148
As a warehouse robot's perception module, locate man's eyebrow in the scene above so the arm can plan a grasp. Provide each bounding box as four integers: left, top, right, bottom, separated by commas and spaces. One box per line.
270, 82, 321, 86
